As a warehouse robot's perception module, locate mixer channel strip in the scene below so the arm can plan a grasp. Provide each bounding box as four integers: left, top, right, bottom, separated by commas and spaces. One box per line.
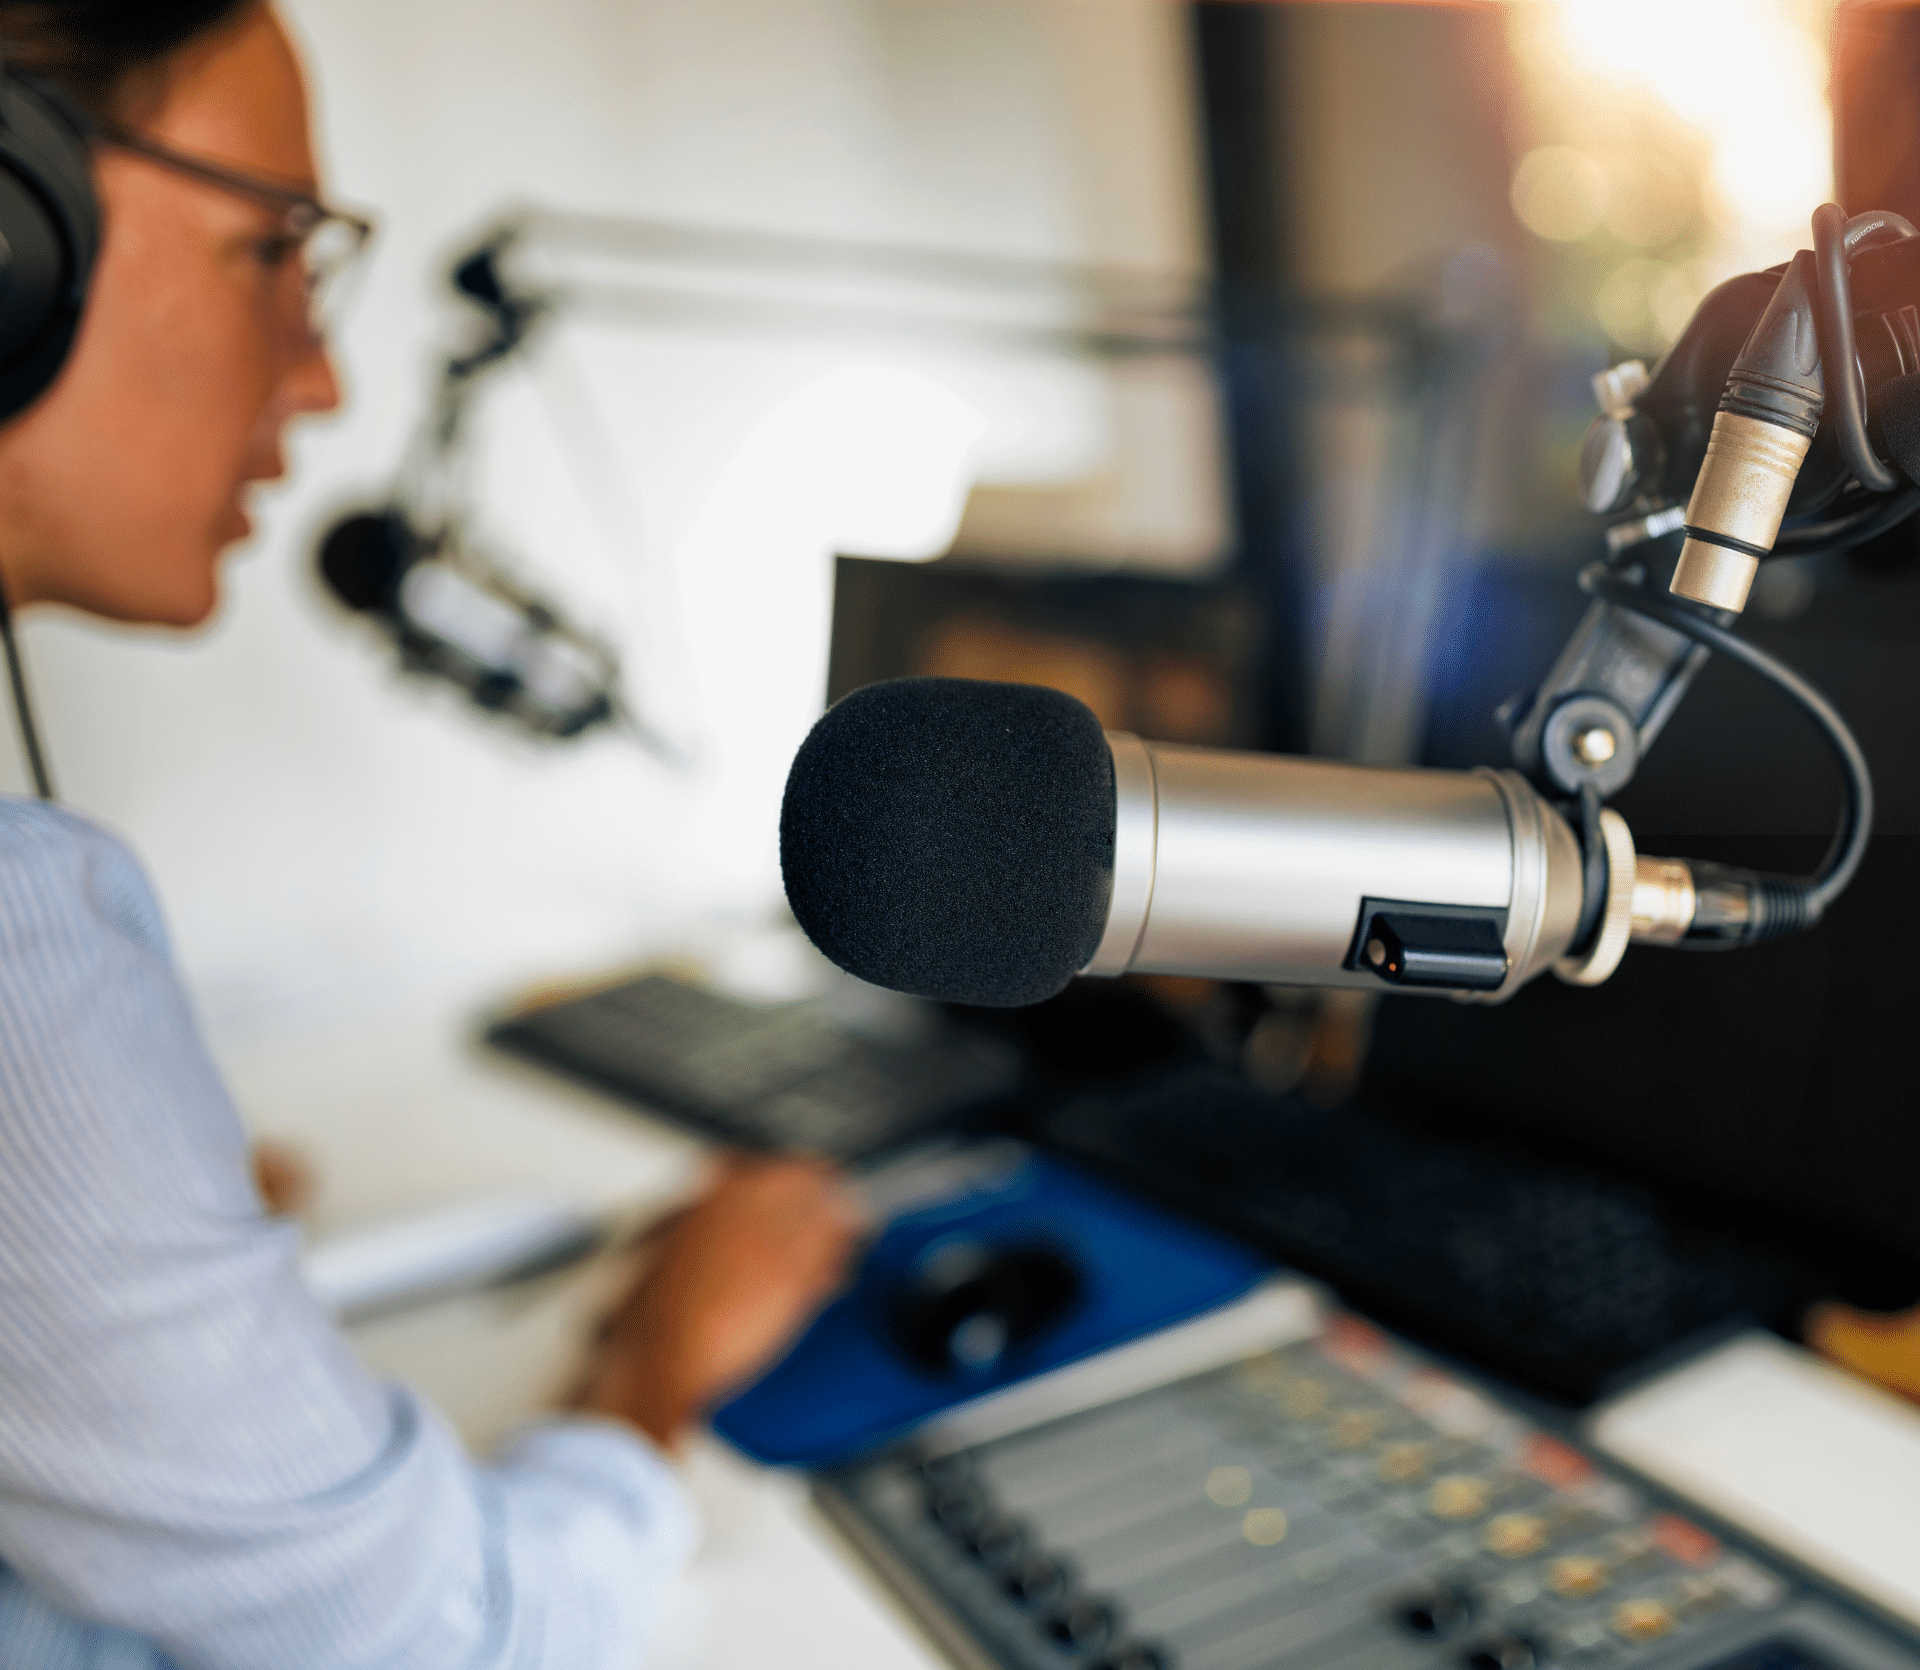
815, 1317, 1919, 1670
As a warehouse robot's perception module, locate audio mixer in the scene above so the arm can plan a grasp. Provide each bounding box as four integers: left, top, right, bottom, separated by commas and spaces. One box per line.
814, 1315, 1920, 1670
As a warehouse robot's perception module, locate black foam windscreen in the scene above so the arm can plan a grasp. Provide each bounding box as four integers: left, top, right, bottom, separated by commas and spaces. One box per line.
781, 677, 1116, 1008
317, 510, 411, 613
1876, 370, 1920, 486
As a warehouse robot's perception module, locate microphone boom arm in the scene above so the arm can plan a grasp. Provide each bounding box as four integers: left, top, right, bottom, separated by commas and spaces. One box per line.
1497, 202, 1910, 976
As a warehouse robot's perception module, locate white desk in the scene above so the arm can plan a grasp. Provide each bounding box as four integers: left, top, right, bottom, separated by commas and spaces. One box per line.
213, 1003, 947, 1670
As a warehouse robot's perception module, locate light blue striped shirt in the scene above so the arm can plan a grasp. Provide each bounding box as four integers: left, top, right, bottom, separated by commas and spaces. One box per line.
0, 797, 695, 1668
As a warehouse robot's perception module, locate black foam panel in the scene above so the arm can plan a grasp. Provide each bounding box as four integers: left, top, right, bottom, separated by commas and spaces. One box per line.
1877, 370, 1920, 486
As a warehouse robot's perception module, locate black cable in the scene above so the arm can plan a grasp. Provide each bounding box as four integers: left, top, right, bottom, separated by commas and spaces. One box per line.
1777, 469, 1856, 525
1774, 485, 1920, 553
1781, 483, 1879, 533
0, 577, 54, 801
1582, 568, 1870, 919
1567, 783, 1607, 957
1812, 203, 1902, 494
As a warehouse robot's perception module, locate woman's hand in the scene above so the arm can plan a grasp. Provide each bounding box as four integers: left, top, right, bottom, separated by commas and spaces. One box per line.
251, 1140, 313, 1218
570, 1156, 865, 1448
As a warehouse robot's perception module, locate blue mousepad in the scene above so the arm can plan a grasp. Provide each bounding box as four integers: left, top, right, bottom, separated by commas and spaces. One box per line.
712, 1147, 1270, 1467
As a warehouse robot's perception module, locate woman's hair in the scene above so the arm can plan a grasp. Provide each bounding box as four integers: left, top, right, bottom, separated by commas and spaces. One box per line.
0, 1, 254, 118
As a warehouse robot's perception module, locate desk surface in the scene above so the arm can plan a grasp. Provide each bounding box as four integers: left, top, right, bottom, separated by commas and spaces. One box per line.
213, 1001, 1920, 1666
214, 1003, 947, 1670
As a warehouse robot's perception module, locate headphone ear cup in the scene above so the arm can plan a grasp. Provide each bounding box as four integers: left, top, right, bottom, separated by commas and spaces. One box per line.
0, 167, 69, 358
0, 75, 99, 426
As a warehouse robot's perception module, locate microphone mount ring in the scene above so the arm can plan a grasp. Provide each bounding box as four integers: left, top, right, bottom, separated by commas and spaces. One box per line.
1554, 808, 1636, 988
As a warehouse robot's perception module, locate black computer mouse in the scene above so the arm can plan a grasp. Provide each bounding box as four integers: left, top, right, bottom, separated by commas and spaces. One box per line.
886, 1238, 1083, 1377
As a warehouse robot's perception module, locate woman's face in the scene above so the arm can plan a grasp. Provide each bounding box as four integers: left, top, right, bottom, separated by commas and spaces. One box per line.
0, 4, 340, 627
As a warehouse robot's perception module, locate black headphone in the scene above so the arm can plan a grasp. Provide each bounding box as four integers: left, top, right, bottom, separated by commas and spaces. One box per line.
0, 69, 99, 426
0, 68, 93, 798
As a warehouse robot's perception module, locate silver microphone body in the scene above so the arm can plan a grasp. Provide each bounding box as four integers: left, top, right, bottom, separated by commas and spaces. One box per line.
1082, 734, 1588, 1001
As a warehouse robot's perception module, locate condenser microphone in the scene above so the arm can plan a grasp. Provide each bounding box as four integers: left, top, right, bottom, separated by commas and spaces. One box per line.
780, 677, 1601, 1008
317, 510, 619, 740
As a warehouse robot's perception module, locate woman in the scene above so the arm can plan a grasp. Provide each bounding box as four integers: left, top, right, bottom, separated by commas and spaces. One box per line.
0, 5, 860, 1666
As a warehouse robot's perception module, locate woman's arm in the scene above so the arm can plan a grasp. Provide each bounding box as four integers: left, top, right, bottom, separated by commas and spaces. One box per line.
0, 803, 849, 1669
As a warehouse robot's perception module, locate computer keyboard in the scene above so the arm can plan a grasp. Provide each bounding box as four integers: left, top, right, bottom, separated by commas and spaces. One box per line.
1033, 1068, 1858, 1407
817, 1316, 1919, 1670
485, 972, 1021, 1159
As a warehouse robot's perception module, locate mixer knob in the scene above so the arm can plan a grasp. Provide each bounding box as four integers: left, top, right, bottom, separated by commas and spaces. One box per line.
1394, 1581, 1476, 1639
1460, 1631, 1540, 1670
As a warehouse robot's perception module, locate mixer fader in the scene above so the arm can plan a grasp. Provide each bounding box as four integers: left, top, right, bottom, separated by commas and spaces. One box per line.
815, 1317, 1919, 1670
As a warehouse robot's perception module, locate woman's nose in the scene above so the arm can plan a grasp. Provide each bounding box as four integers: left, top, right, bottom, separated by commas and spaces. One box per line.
282, 332, 342, 419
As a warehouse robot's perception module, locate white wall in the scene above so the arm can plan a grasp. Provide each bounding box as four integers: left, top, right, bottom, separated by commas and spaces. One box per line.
5, 0, 1206, 1045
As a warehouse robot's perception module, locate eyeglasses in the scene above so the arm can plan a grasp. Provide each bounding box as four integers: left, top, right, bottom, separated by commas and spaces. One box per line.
91, 120, 375, 340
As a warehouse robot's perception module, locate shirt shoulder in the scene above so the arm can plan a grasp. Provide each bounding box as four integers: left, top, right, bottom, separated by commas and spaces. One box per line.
0, 796, 172, 968
0, 796, 244, 1232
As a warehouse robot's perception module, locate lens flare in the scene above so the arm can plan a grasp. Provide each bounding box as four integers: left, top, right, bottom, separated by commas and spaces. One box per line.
1512, 146, 1610, 242
1513, 1, 1835, 342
